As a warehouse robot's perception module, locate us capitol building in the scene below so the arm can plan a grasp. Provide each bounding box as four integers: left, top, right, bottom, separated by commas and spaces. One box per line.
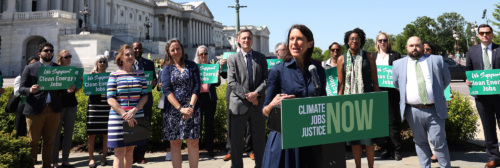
0, 0, 270, 76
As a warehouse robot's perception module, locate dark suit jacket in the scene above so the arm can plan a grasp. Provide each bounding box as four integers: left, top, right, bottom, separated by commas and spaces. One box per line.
466, 43, 500, 70
227, 50, 268, 115
20, 62, 64, 115
138, 58, 157, 116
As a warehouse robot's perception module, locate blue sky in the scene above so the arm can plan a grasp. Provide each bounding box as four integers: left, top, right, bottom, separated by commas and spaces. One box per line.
200, 0, 498, 52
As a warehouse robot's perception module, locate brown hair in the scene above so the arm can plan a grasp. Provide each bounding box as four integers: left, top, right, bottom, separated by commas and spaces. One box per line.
163, 38, 185, 66
375, 32, 392, 53
478, 24, 493, 33
115, 44, 132, 67
56, 49, 70, 65
283, 24, 314, 64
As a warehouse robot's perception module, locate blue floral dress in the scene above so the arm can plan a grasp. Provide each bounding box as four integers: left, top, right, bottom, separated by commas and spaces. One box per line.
162, 66, 201, 140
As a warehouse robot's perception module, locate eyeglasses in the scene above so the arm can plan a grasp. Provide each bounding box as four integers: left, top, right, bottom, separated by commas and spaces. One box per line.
62, 55, 72, 59
349, 37, 361, 42
424, 48, 432, 51
378, 39, 388, 43
98, 61, 106, 64
199, 53, 208, 56
330, 49, 340, 52
43, 49, 54, 53
478, 31, 492, 36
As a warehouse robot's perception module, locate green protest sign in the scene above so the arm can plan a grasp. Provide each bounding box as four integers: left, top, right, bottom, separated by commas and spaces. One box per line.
325, 68, 338, 96
144, 71, 154, 92
281, 92, 389, 149
38, 66, 77, 90
466, 69, 500, 95
444, 85, 451, 101
221, 52, 237, 72
198, 64, 219, 84
377, 65, 394, 88
83, 73, 110, 95
267, 59, 282, 69
74, 68, 84, 89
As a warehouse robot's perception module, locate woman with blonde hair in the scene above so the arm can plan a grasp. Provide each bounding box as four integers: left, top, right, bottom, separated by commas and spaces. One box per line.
53, 50, 78, 168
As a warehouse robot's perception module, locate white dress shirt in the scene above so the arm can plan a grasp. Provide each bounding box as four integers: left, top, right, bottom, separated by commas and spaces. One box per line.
376, 53, 389, 66
406, 56, 435, 104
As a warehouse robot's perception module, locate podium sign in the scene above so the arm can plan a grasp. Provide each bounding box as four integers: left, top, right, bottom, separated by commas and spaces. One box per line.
281, 92, 389, 149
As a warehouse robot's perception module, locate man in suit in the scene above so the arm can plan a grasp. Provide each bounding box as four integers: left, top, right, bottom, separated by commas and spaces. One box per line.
20, 42, 75, 167
393, 36, 451, 168
131, 41, 157, 164
465, 24, 500, 168
227, 29, 268, 168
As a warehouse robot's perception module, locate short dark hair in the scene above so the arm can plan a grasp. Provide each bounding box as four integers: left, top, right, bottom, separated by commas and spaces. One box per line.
478, 24, 494, 33
163, 38, 185, 66
329, 42, 341, 51
38, 42, 54, 53
27, 56, 39, 65
344, 28, 366, 49
115, 44, 132, 67
423, 41, 438, 55
283, 24, 314, 64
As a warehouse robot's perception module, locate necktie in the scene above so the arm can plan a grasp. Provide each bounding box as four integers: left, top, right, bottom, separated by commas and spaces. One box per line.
484, 47, 491, 70
246, 54, 254, 90
415, 59, 428, 105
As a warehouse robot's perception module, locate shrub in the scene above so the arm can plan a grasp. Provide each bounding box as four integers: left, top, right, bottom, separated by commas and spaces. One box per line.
0, 131, 33, 168
0, 88, 16, 133
445, 90, 478, 143
213, 83, 228, 144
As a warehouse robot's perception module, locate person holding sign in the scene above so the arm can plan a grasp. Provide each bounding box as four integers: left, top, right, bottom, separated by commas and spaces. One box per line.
107, 44, 149, 168
262, 24, 325, 168
373, 32, 403, 161
161, 39, 201, 168
194, 45, 220, 157
322, 42, 342, 70
393, 36, 451, 168
87, 55, 110, 167
465, 24, 500, 168
52, 49, 79, 168
20, 42, 74, 167
337, 28, 382, 168
131, 41, 157, 164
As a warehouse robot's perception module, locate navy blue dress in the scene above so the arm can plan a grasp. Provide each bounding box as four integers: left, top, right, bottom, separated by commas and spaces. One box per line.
262, 58, 327, 168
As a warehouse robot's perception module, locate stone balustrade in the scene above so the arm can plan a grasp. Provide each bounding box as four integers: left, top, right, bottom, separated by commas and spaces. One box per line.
9, 10, 76, 21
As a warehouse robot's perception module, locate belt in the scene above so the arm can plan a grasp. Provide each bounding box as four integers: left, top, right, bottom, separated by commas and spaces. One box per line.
406, 104, 434, 109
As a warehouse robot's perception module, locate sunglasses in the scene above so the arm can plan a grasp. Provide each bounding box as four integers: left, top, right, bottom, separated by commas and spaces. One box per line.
199, 53, 208, 56
98, 61, 106, 64
424, 48, 432, 51
330, 49, 340, 52
378, 39, 388, 43
62, 55, 72, 59
479, 32, 492, 36
43, 49, 54, 53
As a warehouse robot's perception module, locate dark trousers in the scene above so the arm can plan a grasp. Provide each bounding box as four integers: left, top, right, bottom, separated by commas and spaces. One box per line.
475, 95, 500, 161
230, 109, 265, 168
14, 103, 27, 138
226, 101, 253, 154
199, 93, 216, 153
381, 89, 401, 154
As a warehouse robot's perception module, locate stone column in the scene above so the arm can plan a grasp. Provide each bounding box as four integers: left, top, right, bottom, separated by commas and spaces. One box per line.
66, 0, 74, 12
23, 0, 31, 12
188, 19, 192, 47
180, 20, 184, 44
54, 0, 62, 10
154, 15, 159, 40
209, 25, 213, 45
168, 16, 173, 40
5, 0, 16, 12
164, 15, 169, 40
99, 0, 105, 27
88, 0, 95, 27
38, 0, 48, 11
177, 19, 181, 40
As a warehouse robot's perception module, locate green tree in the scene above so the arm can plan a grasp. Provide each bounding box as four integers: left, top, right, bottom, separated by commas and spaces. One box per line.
392, 34, 407, 55
311, 47, 324, 61
491, 2, 500, 44
363, 38, 376, 53
436, 12, 467, 53
322, 49, 331, 61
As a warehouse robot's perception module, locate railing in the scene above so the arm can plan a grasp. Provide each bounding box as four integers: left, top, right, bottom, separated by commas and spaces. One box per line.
59, 28, 113, 36
13, 10, 76, 20
155, 0, 184, 10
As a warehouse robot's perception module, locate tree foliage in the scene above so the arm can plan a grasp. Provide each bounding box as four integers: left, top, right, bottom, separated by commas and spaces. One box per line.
492, 2, 500, 44
311, 47, 324, 61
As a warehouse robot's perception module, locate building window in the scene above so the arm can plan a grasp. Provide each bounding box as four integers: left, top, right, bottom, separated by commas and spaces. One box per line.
121, 11, 124, 16
139, 15, 142, 21
130, 13, 133, 19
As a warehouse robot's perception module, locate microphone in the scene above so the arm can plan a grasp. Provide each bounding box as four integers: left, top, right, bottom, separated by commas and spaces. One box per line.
308, 64, 321, 96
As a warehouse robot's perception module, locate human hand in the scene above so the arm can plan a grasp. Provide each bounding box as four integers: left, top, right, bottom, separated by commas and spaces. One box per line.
465, 80, 472, 86
219, 59, 227, 66
180, 107, 193, 116
30, 84, 40, 93
123, 108, 138, 120
272, 93, 295, 106
67, 84, 75, 93
127, 118, 137, 128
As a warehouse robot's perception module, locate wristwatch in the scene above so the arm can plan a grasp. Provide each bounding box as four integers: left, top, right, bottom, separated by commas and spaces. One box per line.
188, 104, 195, 109
177, 106, 182, 111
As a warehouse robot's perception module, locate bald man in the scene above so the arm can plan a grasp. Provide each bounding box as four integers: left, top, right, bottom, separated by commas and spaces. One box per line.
392, 36, 451, 168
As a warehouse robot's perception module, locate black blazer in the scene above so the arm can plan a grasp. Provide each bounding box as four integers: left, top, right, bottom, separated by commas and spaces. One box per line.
138, 58, 157, 114
466, 43, 500, 70
19, 62, 64, 115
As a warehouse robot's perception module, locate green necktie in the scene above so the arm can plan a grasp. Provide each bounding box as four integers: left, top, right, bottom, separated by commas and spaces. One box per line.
415, 60, 428, 105
484, 47, 491, 70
